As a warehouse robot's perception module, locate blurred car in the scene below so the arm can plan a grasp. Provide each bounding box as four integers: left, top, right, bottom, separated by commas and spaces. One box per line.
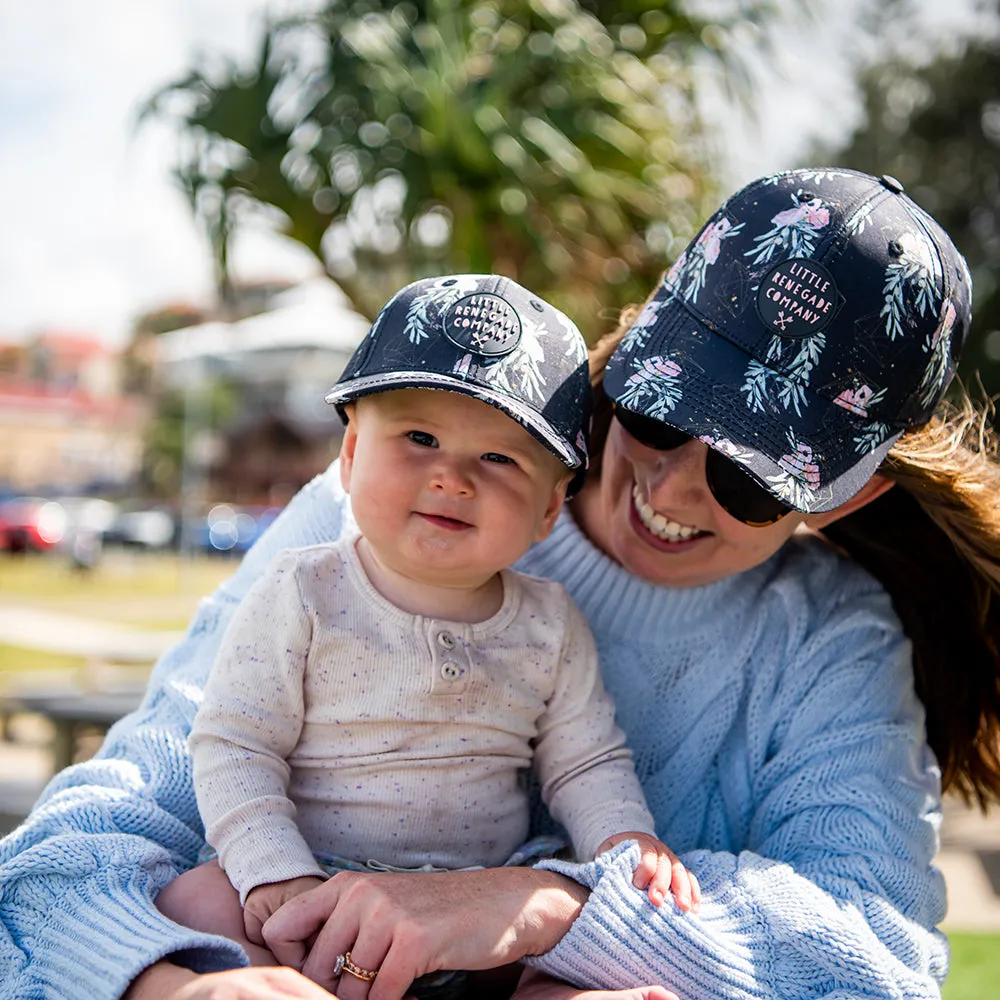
105, 504, 178, 550
0, 496, 69, 552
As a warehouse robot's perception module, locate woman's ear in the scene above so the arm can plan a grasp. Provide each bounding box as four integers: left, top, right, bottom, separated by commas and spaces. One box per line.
804, 474, 895, 529
339, 405, 358, 494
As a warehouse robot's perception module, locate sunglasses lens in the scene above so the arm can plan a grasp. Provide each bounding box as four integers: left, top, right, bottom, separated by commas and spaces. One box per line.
705, 452, 791, 526
614, 407, 690, 451
614, 404, 791, 526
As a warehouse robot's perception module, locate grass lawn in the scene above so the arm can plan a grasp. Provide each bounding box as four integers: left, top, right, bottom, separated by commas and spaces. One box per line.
0, 551, 233, 676
944, 932, 1000, 999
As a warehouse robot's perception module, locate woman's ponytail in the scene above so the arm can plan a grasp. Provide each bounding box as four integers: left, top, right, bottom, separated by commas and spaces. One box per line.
823, 393, 1000, 807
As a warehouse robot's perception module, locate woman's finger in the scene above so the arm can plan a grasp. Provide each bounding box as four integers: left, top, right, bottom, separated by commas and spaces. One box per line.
321, 918, 394, 1000
264, 876, 347, 969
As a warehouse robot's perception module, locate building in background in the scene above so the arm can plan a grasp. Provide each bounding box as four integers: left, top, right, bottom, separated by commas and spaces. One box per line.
0, 333, 148, 494
155, 276, 369, 505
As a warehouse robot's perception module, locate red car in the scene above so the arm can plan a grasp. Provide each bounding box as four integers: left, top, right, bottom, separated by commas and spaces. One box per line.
0, 497, 68, 553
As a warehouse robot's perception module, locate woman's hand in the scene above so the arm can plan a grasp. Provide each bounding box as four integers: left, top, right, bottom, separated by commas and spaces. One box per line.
124, 961, 335, 999
262, 867, 590, 999
245, 877, 327, 948
514, 969, 678, 1000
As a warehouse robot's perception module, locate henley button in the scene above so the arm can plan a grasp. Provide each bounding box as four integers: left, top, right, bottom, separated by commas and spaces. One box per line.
441, 662, 462, 680
437, 631, 456, 649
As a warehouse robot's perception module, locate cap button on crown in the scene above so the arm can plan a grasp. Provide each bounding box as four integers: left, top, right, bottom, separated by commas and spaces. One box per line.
880, 174, 905, 194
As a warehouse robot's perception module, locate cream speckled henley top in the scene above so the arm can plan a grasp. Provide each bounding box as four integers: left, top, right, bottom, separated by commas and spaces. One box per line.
190, 537, 655, 901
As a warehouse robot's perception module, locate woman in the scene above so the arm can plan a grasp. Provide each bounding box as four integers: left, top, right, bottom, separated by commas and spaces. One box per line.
3, 168, 999, 1000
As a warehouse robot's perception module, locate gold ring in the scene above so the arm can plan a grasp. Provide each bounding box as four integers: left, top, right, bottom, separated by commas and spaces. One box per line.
340, 950, 378, 983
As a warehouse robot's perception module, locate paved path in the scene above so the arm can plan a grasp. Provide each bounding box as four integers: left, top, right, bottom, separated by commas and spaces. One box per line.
0, 603, 182, 661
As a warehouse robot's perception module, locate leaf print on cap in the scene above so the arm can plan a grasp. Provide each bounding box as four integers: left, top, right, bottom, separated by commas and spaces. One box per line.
880, 231, 942, 341
699, 433, 755, 466
680, 218, 744, 303
621, 299, 663, 353
761, 330, 826, 416
403, 276, 480, 344
554, 311, 588, 363
618, 355, 684, 419
744, 192, 830, 266
741, 330, 824, 418
853, 420, 892, 456
916, 299, 957, 408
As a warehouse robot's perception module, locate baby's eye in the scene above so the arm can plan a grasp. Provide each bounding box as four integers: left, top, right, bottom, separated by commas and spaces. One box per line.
406, 430, 438, 448
482, 452, 516, 466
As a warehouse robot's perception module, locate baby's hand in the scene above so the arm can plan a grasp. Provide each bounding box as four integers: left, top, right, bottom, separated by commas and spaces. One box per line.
596, 832, 700, 912
244, 875, 326, 949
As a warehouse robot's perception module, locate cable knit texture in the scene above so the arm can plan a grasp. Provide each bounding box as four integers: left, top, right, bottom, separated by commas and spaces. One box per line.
0, 463, 947, 999
191, 536, 654, 901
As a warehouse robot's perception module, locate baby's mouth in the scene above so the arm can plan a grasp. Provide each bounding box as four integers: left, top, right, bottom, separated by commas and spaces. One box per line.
418, 512, 472, 531
631, 483, 707, 543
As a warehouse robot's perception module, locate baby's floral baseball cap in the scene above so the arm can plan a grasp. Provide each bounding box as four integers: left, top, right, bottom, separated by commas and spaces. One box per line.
604, 168, 973, 513
326, 275, 592, 494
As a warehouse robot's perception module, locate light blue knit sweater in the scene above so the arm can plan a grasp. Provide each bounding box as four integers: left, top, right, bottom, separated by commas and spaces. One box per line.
0, 464, 948, 1000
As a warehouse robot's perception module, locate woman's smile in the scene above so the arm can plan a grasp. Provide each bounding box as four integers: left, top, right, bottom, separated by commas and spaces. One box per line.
630, 482, 708, 545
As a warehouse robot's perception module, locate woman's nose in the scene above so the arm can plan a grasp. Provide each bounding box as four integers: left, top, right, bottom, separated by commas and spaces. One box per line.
644, 440, 709, 504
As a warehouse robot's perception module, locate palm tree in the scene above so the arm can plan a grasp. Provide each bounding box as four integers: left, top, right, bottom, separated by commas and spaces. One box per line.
143, 0, 796, 337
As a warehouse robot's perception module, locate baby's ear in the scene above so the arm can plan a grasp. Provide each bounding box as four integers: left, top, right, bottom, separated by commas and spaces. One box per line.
535, 473, 571, 542
339, 405, 358, 494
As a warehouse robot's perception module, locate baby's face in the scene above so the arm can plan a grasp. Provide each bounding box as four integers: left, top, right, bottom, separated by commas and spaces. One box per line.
340, 389, 571, 591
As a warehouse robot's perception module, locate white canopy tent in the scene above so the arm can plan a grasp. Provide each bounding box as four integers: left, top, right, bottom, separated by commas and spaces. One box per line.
156, 276, 371, 370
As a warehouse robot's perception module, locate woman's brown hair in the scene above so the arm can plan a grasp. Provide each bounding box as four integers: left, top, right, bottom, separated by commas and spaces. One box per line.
589, 306, 1000, 809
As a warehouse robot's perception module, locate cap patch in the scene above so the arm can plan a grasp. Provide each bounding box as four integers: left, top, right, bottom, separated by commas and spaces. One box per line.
442, 293, 522, 357
756, 257, 841, 339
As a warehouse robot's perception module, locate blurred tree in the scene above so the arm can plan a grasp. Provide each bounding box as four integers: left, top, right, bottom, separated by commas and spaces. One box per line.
142, 0, 802, 339
824, 0, 1000, 398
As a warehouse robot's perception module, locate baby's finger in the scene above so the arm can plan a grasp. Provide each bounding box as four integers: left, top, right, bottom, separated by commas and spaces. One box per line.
670, 860, 695, 912
645, 854, 675, 908
688, 869, 702, 912
244, 906, 266, 947
631, 848, 658, 890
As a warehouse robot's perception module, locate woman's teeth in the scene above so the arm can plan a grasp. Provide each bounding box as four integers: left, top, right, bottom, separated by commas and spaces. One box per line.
632, 484, 701, 542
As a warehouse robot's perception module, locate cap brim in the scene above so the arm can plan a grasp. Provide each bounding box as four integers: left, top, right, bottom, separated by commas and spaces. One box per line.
325, 371, 581, 471
604, 291, 902, 514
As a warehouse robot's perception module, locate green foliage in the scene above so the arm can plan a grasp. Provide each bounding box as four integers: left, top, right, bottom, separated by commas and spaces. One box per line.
141, 0, 797, 338
824, 7, 1000, 401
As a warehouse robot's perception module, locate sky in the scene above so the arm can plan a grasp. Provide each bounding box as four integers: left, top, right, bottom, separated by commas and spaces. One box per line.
0, 0, 990, 348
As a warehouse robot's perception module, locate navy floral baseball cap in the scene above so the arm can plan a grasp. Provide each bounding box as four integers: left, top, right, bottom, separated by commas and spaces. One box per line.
326, 274, 592, 494
604, 168, 973, 513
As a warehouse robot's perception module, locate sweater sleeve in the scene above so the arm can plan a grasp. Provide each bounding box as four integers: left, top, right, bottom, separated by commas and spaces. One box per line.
0, 465, 350, 1000
190, 551, 325, 902
533, 596, 657, 862
526, 595, 949, 1000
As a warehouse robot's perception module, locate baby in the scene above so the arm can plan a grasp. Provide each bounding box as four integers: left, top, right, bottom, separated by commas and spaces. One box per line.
157, 275, 695, 988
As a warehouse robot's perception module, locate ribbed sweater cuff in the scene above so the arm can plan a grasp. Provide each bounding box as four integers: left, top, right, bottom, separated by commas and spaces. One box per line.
22, 867, 247, 1000
526, 843, 773, 1000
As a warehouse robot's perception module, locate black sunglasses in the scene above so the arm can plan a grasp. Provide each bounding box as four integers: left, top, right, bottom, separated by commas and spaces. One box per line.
613, 405, 792, 527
